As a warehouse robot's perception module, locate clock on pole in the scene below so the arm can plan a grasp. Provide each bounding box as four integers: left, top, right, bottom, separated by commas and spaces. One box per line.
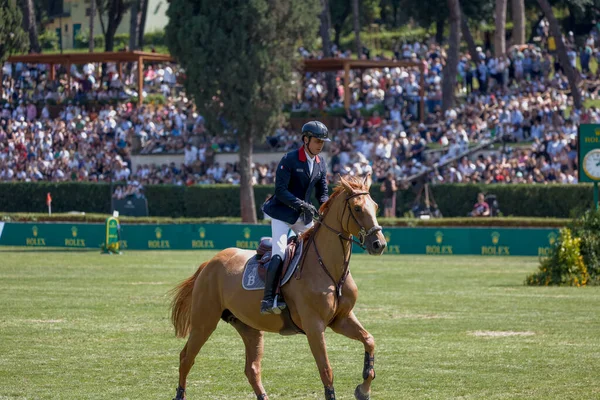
578, 124, 600, 210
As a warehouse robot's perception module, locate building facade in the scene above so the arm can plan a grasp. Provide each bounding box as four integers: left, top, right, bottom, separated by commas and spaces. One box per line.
44, 0, 168, 50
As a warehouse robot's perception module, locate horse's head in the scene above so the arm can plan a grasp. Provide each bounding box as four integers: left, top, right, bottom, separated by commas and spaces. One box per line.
337, 173, 387, 255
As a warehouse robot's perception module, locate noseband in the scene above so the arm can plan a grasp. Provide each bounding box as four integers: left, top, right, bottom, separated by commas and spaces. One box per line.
298, 191, 382, 298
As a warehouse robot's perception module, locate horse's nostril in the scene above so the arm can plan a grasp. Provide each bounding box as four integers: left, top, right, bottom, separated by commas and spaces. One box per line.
373, 240, 381, 249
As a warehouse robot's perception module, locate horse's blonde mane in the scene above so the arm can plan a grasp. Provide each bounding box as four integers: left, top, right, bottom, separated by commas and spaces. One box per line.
300, 175, 368, 242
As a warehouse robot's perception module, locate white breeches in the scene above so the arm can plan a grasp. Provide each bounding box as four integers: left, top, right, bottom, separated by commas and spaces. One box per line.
267, 215, 313, 260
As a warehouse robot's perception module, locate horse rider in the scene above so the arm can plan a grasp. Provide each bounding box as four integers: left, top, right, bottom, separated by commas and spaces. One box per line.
260, 121, 331, 315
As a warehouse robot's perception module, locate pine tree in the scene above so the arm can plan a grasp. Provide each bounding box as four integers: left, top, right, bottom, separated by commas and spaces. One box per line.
0, 0, 29, 65
166, 0, 319, 222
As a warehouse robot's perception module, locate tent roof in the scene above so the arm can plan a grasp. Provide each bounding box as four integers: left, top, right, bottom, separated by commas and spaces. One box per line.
7, 51, 174, 64
302, 58, 424, 72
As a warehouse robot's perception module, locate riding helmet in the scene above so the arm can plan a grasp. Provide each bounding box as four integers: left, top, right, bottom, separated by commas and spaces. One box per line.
301, 121, 331, 142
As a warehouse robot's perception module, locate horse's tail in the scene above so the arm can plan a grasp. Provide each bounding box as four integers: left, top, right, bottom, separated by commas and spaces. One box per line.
170, 261, 208, 338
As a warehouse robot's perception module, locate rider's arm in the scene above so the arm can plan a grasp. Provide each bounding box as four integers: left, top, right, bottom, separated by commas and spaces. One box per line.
315, 160, 329, 206
274, 155, 304, 211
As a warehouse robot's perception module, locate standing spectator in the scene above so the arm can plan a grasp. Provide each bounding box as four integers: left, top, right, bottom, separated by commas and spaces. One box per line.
380, 172, 397, 218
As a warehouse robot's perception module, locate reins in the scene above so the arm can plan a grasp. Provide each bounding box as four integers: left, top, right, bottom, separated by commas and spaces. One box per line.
297, 191, 382, 298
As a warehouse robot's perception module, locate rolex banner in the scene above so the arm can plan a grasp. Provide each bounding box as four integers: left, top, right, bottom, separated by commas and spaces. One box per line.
0, 222, 560, 257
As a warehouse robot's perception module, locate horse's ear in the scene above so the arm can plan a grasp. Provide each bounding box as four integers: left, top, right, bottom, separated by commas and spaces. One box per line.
339, 174, 353, 193
363, 173, 372, 190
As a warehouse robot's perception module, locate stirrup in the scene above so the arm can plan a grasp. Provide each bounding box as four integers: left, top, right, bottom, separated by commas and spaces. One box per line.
273, 294, 286, 313
260, 299, 276, 315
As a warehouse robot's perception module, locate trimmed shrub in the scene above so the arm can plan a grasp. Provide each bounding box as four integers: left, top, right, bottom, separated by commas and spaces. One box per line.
144, 30, 166, 47
526, 228, 589, 286
0, 213, 570, 227
0, 182, 111, 214
0, 182, 594, 219
339, 27, 428, 51
568, 209, 600, 284
113, 33, 129, 49
143, 184, 186, 217
0, 213, 246, 224
39, 30, 58, 51
526, 209, 600, 286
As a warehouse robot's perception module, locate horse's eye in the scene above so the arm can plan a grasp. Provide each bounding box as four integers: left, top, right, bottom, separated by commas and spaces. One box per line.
354, 206, 362, 212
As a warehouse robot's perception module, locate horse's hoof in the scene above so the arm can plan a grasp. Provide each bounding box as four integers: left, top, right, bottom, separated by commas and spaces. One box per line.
173, 386, 186, 400
354, 385, 370, 400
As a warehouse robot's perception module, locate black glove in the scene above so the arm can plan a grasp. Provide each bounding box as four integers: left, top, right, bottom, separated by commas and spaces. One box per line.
299, 201, 319, 222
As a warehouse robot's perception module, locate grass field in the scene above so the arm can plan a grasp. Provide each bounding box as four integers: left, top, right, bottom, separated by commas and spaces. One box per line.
0, 249, 599, 399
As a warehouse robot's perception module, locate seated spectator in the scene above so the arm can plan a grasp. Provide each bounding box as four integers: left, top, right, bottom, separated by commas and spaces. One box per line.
470, 193, 490, 217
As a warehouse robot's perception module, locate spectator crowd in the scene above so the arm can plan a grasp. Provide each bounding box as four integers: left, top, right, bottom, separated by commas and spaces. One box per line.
2, 19, 600, 196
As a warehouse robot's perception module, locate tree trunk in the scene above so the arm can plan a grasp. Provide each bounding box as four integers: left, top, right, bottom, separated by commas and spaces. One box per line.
89, 0, 96, 52
495, 0, 507, 56
129, 0, 139, 50
352, 0, 361, 56
239, 131, 257, 223
19, 0, 40, 53
460, 10, 479, 62
334, 25, 341, 47
96, 0, 107, 37
137, 0, 148, 48
319, 0, 336, 102
104, 0, 126, 52
511, 0, 525, 45
443, 0, 461, 112
537, 0, 582, 109
435, 18, 445, 44
105, 27, 116, 51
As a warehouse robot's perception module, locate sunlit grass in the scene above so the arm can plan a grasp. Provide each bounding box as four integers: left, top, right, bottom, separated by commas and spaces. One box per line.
0, 249, 599, 399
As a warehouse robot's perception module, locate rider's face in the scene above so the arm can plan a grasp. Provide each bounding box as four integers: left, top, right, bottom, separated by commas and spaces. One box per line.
305, 137, 325, 155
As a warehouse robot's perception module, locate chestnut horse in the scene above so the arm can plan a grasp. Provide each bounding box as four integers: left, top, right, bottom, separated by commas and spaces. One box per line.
170, 174, 387, 400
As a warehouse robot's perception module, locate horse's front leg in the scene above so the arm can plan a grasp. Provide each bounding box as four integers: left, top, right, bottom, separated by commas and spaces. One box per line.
304, 320, 337, 399
330, 311, 375, 400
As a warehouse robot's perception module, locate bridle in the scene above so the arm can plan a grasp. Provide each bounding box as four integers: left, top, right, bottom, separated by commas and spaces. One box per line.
297, 191, 382, 298
319, 191, 382, 250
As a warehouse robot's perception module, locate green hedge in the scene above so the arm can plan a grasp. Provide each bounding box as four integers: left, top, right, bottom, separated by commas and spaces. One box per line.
39, 30, 59, 51
339, 27, 428, 51
0, 213, 244, 224
0, 182, 594, 219
143, 30, 166, 47
290, 104, 385, 119
0, 183, 111, 214
0, 213, 569, 227
427, 184, 595, 218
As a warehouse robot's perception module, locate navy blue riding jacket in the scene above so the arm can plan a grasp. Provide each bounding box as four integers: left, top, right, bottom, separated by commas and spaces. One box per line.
262, 148, 329, 225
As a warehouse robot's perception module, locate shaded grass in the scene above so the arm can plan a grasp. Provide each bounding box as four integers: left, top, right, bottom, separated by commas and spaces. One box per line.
0, 249, 599, 399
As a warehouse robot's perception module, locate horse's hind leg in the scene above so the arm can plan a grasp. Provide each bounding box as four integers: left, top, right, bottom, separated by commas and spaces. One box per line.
330, 311, 375, 400
230, 318, 268, 400
175, 306, 221, 399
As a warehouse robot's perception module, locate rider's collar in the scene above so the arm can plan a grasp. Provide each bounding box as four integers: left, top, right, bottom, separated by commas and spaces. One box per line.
298, 147, 320, 163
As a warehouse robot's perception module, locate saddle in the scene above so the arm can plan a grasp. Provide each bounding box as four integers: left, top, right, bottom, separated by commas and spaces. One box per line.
256, 236, 298, 282
242, 235, 303, 292
241, 236, 305, 336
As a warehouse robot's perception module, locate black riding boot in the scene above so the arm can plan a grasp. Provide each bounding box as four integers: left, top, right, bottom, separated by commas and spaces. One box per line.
260, 255, 286, 315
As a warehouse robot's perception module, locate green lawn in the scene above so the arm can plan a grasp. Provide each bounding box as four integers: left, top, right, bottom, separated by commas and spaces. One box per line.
0, 249, 599, 399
